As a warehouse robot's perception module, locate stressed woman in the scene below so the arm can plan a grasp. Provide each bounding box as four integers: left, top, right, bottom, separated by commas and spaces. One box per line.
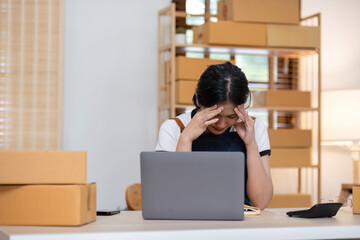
155, 62, 273, 210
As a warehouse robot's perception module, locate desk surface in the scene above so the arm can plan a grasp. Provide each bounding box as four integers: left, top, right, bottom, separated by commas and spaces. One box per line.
1, 208, 360, 240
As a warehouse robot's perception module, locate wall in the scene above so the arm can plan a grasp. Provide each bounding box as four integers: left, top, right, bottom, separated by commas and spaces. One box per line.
63, 0, 170, 210
301, 0, 360, 202
302, 0, 360, 90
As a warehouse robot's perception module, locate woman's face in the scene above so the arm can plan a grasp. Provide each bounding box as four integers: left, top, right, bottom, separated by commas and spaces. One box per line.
200, 101, 239, 135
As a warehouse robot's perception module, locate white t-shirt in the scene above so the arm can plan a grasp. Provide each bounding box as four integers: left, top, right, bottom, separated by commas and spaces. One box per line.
155, 112, 271, 156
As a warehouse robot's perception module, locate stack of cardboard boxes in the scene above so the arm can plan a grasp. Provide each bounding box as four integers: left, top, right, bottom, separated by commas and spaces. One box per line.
0, 150, 96, 226
268, 129, 313, 207
195, 0, 320, 48
174, 0, 319, 106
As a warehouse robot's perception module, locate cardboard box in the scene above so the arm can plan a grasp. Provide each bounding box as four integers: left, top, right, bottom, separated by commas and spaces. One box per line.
218, 0, 300, 24
268, 194, 311, 208
252, 90, 311, 108
270, 148, 312, 167
176, 56, 235, 81
176, 80, 197, 104
0, 183, 96, 226
193, 21, 267, 46
0, 150, 87, 184
193, 21, 319, 49
267, 24, 320, 48
269, 129, 312, 148
353, 187, 360, 214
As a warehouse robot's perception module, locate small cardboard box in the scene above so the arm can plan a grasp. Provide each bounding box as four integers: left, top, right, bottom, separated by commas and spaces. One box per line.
176, 80, 197, 104
252, 90, 311, 108
353, 186, 360, 214
176, 56, 235, 81
268, 194, 311, 208
218, 0, 300, 24
269, 129, 312, 148
270, 148, 312, 167
267, 24, 320, 48
193, 21, 267, 46
0, 183, 96, 226
0, 150, 87, 184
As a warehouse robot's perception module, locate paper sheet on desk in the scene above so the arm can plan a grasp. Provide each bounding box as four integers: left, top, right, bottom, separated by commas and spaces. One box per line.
244, 205, 261, 216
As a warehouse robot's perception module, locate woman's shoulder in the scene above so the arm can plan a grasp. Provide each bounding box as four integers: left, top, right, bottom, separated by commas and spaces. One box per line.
254, 118, 267, 130
160, 112, 192, 131
176, 112, 192, 126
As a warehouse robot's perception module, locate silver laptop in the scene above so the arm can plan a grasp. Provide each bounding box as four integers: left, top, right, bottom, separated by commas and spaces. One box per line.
140, 152, 245, 220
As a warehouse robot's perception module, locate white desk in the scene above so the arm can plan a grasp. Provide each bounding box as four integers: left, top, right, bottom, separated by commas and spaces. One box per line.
1, 208, 360, 240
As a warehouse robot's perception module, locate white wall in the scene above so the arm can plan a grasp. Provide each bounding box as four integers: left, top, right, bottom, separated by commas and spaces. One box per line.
302, 0, 360, 90
301, 0, 360, 202
63, 0, 170, 210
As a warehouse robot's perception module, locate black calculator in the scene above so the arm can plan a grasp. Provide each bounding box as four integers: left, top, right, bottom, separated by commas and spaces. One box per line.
286, 203, 342, 218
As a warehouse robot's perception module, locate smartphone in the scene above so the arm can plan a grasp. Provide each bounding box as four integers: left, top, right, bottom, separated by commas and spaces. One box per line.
96, 210, 121, 216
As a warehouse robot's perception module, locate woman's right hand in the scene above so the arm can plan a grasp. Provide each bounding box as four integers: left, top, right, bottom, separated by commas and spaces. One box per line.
176, 105, 223, 151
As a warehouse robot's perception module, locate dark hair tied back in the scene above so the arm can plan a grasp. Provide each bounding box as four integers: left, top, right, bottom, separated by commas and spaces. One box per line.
193, 62, 250, 108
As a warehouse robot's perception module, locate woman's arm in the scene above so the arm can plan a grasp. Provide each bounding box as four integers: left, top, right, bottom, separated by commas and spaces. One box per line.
246, 145, 273, 210
234, 105, 273, 210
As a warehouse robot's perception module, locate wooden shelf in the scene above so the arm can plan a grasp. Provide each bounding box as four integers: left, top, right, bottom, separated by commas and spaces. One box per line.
159, 44, 319, 57
171, 104, 318, 112
251, 107, 319, 112
158, 3, 322, 205
270, 165, 319, 169
175, 12, 217, 18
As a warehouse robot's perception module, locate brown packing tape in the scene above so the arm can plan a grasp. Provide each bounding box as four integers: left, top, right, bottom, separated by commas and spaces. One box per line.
89, 183, 97, 222
80, 183, 97, 224
88, 184, 92, 222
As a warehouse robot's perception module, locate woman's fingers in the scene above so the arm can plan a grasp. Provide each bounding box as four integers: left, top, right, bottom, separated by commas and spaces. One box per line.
204, 118, 219, 126
234, 106, 245, 121
235, 105, 254, 127
202, 105, 223, 121
192, 105, 223, 130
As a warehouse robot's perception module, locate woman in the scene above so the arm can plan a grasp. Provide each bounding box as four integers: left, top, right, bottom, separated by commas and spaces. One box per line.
155, 62, 273, 210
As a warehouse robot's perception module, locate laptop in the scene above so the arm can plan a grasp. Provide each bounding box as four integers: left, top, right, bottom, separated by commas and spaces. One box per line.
140, 151, 245, 220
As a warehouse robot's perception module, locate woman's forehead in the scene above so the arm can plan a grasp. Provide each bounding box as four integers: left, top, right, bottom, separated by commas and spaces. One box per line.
217, 101, 236, 109
217, 102, 237, 115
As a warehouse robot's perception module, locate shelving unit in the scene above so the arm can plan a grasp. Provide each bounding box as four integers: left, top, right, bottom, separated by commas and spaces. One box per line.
158, 3, 321, 207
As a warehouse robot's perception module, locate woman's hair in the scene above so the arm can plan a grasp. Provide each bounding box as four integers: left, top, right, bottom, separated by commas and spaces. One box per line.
193, 62, 250, 108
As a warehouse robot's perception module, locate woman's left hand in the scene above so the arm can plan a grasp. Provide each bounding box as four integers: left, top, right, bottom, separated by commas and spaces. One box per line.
234, 105, 256, 147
